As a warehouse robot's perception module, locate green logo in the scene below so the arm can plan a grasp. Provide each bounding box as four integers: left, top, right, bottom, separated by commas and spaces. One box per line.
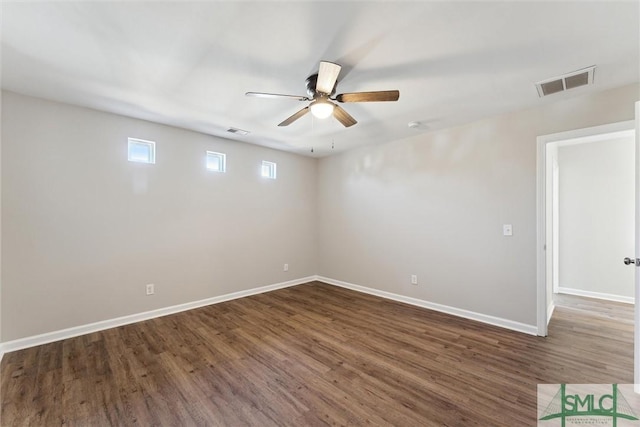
539, 384, 639, 426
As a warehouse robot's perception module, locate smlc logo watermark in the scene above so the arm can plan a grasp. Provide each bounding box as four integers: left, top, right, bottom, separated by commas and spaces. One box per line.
538, 384, 640, 426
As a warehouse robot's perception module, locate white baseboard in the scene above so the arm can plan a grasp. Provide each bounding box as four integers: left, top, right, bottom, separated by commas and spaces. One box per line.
557, 286, 634, 304
547, 300, 556, 325
316, 276, 538, 336
0, 274, 541, 357
0, 276, 315, 356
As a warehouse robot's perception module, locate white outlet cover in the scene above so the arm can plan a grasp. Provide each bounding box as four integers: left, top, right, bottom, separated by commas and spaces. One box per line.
503, 224, 513, 236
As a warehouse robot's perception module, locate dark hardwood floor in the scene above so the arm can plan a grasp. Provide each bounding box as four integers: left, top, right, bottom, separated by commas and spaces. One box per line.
1, 282, 634, 426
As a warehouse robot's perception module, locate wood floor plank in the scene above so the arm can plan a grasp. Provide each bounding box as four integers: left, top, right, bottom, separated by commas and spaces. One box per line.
1, 282, 634, 426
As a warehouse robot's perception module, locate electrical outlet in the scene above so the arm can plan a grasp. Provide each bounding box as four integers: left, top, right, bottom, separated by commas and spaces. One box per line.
411, 275, 418, 285
146, 283, 154, 295
284, 263, 289, 272
503, 224, 513, 236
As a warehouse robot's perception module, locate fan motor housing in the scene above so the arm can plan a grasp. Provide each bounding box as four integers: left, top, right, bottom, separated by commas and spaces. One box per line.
306, 74, 336, 98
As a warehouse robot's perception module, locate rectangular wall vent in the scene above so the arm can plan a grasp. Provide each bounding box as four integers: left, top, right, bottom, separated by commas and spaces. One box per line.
227, 127, 249, 136
535, 66, 595, 97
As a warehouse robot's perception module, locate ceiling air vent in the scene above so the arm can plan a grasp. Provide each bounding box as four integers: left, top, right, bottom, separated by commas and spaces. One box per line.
535, 66, 595, 97
227, 127, 249, 136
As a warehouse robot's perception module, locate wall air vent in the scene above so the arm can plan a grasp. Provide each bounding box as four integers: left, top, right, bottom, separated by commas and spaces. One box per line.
535, 66, 596, 97
227, 127, 249, 136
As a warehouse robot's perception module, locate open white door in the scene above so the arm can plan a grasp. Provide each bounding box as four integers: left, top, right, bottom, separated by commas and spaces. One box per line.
635, 101, 640, 392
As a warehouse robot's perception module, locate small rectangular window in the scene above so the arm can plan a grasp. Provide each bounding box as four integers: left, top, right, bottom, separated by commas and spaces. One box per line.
261, 161, 276, 179
128, 138, 155, 164
206, 151, 226, 172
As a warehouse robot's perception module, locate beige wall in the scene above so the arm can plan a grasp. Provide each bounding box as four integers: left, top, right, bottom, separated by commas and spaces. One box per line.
1, 91, 318, 341
317, 84, 639, 326
558, 136, 635, 299
2, 83, 638, 342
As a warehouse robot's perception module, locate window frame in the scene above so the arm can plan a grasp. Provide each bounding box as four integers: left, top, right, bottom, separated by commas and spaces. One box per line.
261, 160, 277, 179
128, 138, 156, 164
206, 151, 226, 173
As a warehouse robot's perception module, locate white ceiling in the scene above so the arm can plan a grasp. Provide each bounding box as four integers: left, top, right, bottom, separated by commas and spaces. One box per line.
2, 1, 638, 157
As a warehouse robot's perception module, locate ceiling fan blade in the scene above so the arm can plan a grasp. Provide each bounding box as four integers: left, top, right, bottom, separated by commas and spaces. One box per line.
333, 105, 357, 128
246, 92, 309, 101
278, 106, 310, 126
335, 90, 400, 103
316, 61, 342, 95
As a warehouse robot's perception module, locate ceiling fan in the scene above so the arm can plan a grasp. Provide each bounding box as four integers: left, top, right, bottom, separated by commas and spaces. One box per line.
246, 61, 399, 128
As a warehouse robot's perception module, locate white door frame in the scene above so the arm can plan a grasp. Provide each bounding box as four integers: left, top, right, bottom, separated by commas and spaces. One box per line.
634, 102, 639, 392
536, 119, 636, 337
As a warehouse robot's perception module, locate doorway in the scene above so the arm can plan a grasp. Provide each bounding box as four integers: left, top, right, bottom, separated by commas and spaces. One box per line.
537, 120, 635, 335
536, 118, 638, 386
552, 132, 635, 304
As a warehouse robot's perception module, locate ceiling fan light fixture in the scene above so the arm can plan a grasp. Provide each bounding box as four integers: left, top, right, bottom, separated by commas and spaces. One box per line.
247, 60, 398, 127
310, 99, 334, 119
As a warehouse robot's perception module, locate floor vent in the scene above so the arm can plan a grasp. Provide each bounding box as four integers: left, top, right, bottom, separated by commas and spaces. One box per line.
535, 66, 595, 97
